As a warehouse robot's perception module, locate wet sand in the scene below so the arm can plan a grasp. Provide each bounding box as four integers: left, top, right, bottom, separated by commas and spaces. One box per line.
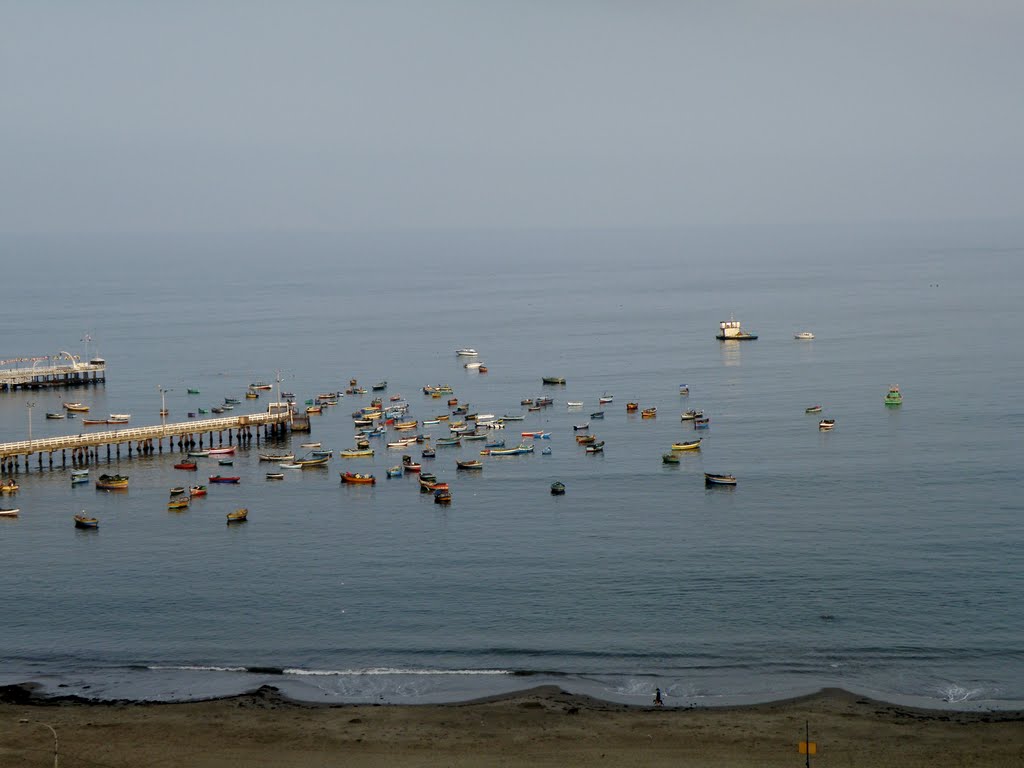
2, 684, 1022, 767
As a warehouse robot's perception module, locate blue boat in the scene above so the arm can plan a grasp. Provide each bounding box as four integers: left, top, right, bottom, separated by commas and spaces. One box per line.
484, 439, 505, 449
590, 411, 604, 419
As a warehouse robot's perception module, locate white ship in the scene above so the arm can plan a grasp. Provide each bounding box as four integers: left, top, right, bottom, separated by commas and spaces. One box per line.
716, 318, 758, 341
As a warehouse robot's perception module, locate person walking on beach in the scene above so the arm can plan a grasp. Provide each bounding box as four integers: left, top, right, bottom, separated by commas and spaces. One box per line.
653, 687, 663, 706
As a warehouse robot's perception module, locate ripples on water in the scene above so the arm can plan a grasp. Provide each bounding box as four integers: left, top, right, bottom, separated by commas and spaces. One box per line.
1, 229, 1022, 708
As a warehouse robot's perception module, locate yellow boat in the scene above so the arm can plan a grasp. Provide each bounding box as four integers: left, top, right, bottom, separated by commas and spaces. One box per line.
167, 497, 191, 510
226, 508, 248, 524
671, 439, 702, 451
0, 480, 19, 494
340, 448, 375, 458
63, 402, 90, 412
95, 474, 129, 490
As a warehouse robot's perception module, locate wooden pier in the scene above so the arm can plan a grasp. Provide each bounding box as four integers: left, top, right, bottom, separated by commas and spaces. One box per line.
0, 411, 296, 473
0, 353, 106, 391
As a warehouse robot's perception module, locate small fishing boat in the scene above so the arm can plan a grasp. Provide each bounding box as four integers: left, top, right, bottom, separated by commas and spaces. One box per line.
550, 481, 566, 495
372, 381, 387, 391
464, 361, 483, 369
266, 473, 285, 480
197, 407, 208, 414
679, 384, 689, 395
208, 475, 241, 484
567, 401, 583, 408
462, 433, 488, 441
109, 413, 131, 421
386, 466, 404, 478
63, 402, 89, 412
297, 456, 330, 468
421, 447, 436, 458
818, 419, 836, 431
500, 414, 525, 422
280, 463, 303, 470
251, 382, 273, 390
705, 472, 737, 486
641, 407, 657, 418
435, 437, 461, 447
488, 444, 535, 456
72, 469, 89, 477
805, 405, 823, 414
479, 366, 488, 373
575, 434, 596, 445
225, 397, 241, 405
300, 442, 321, 449
884, 385, 903, 406
167, 497, 191, 510
169, 486, 187, 496
310, 449, 333, 458
626, 402, 639, 412
662, 453, 681, 464
74, 513, 99, 529
189, 485, 208, 496
95, 474, 129, 490
187, 388, 200, 394
693, 417, 710, 429
455, 348, 479, 356
794, 331, 815, 340
45, 412, 66, 419
483, 439, 505, 449
541, 446, 552, 455
542, 377, 566, 385
71, 475, 89, 485
520, 398, 533, 406
340, 448, 374, 458
341, 472, 376, 485
457, 460, 483, 470
259, 453, 294, 462
187, 412, 196, 418
210, 407, 225, 414
680, 410, 704, 421
226, 508, 248, 524
174, 460, 198, 470
207, 447, 235, 456
434, 489, 452, 504
585, 441, 605, 453
306, 405, 322, 414
188, 451, 210, 458
218, 459, 234, 466
393, 420, 418, 431
599, 394, 613, 404
0, 507, 19, 517
245, 390, 259, 399
671, 439, 702, 451
590, 411, 604, 419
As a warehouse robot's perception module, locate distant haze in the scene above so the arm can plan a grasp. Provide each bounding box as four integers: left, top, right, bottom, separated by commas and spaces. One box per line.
3, 1, 1023, 234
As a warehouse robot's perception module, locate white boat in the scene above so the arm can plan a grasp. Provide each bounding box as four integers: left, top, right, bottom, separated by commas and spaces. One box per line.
300, 442, 321, 449
108, 413, 131, 420
455, 348, 479, 356
280, 462, 303, 470
0, 508, 19, 517
464, 361, 483, 369
794, 331, 815, 340
567, 401, 583, 408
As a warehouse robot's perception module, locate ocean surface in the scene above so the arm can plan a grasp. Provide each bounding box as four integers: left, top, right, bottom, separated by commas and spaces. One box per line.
1, 226, 1022, 710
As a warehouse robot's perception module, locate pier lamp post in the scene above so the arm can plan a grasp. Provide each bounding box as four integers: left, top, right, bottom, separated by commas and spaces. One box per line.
19, 718, 59, 767
27, 401, 36, 440
158, 385, 172, 423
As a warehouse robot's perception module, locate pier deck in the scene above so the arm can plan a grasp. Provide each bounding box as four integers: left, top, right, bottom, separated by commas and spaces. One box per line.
0, 359, 106, 391
0, 411, 292, 462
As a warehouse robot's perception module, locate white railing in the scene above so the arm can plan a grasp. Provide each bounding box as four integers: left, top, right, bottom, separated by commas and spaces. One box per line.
0, 411, 290, 458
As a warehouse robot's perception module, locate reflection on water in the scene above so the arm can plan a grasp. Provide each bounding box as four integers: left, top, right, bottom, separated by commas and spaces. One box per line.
719, 340, 742, 366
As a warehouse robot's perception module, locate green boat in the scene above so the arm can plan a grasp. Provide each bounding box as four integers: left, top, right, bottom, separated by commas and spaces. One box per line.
187, 388, 200, 394
662, 453, 680, 464
198, 408, 208, 414
884, 385, 903, 406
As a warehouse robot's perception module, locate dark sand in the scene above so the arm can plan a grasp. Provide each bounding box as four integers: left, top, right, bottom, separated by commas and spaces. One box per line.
2, 684, 1022, 766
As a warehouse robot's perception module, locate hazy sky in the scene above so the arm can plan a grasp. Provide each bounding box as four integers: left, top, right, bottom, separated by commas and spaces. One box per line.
3, 1, 1022, 234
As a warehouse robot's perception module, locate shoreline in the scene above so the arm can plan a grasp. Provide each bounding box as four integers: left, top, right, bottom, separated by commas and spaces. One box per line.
3, 684, 1022, 767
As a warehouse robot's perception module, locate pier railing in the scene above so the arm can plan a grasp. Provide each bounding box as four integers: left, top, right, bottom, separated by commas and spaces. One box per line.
0, 411, 290, 459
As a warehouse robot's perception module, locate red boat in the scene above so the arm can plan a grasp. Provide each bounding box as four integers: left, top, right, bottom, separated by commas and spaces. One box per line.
189, 485, 208, 497
341, 472, 376, 485
174, 461, 198, 470
208, 475, 240, 484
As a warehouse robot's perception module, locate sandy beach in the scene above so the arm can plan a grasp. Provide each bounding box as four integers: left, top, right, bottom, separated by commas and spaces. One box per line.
2, 684, 1022, 767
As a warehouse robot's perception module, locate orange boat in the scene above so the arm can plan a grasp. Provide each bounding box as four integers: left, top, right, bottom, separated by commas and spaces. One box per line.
626, 402, 639, 412
641, 407, 657, 418
174, 460, 198, 470
341, 472, 376, 485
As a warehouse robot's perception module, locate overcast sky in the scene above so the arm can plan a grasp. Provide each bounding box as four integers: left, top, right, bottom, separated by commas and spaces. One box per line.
2, 1, 1022, 234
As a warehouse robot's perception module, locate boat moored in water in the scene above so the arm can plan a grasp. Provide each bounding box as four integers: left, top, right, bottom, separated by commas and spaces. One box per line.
226, 508, 248, 524
74, 513, 99, 529
795, 331, 815, 340
885, 385, 903, 406
716, 317, 758, 341
705, 472, 737, 486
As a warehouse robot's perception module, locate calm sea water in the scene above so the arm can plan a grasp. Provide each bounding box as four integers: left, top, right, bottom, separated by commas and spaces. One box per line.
1, 227, 1021, 709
